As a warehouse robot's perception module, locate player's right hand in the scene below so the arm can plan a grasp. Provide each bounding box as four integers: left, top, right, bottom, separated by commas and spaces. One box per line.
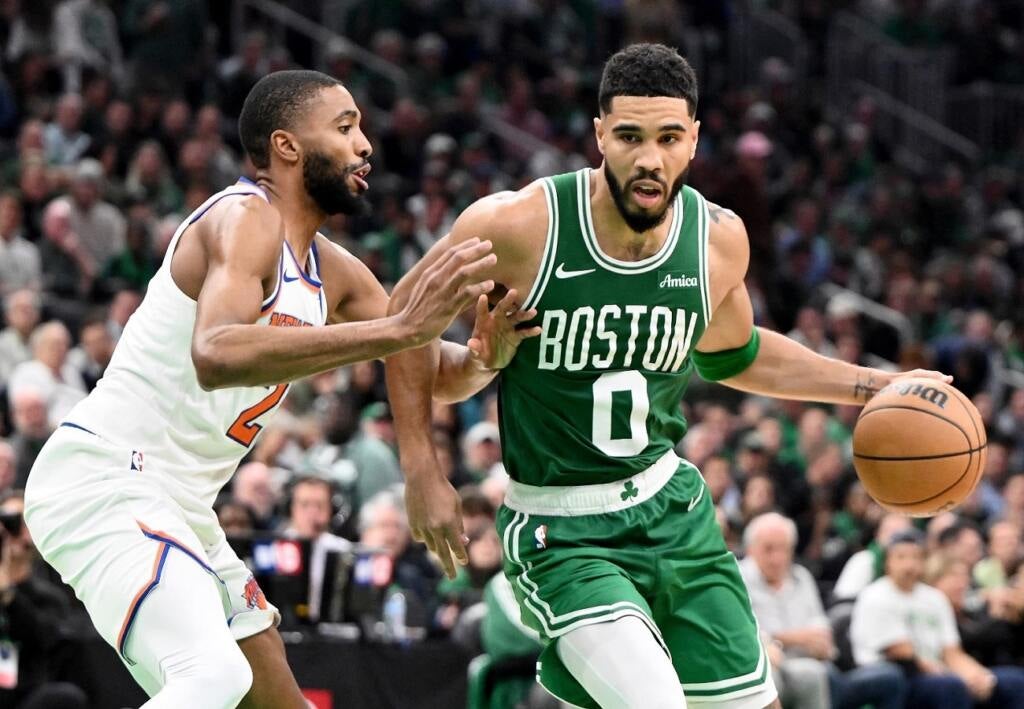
404, 472, 468, 580
395, 238, 496, 346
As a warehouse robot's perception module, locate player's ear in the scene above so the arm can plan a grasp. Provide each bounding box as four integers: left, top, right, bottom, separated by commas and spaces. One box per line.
691, 119, 700, 160
269, 129, 300, 166
594, 116, 605, 156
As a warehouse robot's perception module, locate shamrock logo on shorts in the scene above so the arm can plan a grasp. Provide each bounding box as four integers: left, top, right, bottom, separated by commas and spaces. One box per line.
621, 480, 639, 501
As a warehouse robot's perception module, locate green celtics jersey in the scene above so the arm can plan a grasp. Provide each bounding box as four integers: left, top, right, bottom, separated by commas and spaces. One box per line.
499, 168, 712, 487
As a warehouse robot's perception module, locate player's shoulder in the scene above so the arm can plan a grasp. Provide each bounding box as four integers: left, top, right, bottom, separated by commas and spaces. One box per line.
203, 192, 283, 251
703, 198, 748, 269
455, 181, 549, 241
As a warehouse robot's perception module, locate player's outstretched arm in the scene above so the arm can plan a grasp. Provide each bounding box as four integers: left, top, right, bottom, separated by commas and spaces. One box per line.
385, 194, 537, 578
190, 198, 496, 390
695, 205, 949, 405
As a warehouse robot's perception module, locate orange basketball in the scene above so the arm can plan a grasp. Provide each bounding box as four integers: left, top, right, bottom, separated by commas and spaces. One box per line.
852, 377, 986, 517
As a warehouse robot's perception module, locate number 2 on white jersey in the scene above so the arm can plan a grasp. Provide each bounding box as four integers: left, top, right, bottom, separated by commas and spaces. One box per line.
226, 384, 287, 447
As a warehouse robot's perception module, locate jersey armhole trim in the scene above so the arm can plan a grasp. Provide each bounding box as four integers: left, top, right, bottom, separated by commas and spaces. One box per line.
260, 252, 284, 313
695, 191, 711, 325
522, 178, 559, 311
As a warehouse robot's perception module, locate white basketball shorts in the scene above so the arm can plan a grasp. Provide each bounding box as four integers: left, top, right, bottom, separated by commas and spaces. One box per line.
23, 424, 279, 666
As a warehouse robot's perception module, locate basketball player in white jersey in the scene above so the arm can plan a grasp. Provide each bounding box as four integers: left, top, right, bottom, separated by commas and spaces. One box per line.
23, 71, 537, 708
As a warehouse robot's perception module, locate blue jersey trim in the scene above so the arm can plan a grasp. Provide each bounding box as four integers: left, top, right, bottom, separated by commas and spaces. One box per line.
284, 240, 323, 289
59, 421, 96, 436
117, 544, 170, 661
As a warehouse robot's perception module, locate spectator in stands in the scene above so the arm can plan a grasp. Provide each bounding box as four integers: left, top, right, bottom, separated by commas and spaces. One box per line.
0, 441, 15, 493
741, 512, 831, 708
0, 491, 89, 709
347, 402, 402, 508
0, 190, 41, 296
1, 119, 44, 185
104, 288, 141, 342
927, 553, 1024, 669
101, 214, 157, 293
974, 521, 1022, 590
123, 140, 182, 216
37, 199, 95, 306
938, 522, 987, 570
55, 158, 125, 269
7, 321, 86, 427
833, 512, 912, 601
741, 512, 906, 709
851, 529, 1024, 709
461, 421, 502, 482
359, 489, 439, 616
8, 389, 50, 488
231, 462, 281, 530
215, 498, 255, 538
52, 0, 124, 92
0, 290, 40, 383
43, 92, 90, 166
122, 0, 208, 96
192, 103, 238, 189
66, 314, 113, 391
1001, 475, 1024, 529
281, 476, 335, 540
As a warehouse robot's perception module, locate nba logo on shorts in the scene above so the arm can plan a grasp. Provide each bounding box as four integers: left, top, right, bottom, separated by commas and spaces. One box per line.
130, 450, 144, 473
535, 525, 547, 550
243, 575, 268, 610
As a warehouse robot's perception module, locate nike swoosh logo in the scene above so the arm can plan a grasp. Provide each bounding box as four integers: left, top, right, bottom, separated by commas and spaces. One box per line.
687, 483, 705, 512
282, 273, 299, 283
554, 263, 596, 279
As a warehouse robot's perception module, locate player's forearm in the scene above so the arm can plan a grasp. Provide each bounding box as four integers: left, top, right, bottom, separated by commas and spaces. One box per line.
720, 328, 892, 405
385, 340, 445, 478
434, 341, 497, 403
191, 317, 416, 390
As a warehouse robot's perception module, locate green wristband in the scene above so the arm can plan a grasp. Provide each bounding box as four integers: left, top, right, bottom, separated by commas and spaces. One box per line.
692, 328, 760, 381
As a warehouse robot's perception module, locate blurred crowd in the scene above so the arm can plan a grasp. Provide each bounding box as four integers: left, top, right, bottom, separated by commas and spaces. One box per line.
1, 1, 1024, 708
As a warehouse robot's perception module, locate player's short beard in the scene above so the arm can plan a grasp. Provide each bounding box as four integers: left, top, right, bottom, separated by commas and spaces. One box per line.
604, 163, 686, 234
302, 150, 370, 217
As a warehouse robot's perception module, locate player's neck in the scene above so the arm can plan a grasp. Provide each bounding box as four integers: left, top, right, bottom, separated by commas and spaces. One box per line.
253, 174, 325, 258
589, 167, 673, 262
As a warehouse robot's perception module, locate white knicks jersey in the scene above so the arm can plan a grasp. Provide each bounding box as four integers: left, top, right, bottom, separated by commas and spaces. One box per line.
65, 178, 328, 515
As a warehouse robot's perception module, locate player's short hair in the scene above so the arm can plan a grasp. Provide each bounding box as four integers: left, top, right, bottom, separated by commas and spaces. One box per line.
238, 70, 343, 169
599, 43, 698, 117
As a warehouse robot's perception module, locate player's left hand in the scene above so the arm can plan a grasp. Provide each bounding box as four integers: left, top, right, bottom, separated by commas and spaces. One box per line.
467, 289, 541, 371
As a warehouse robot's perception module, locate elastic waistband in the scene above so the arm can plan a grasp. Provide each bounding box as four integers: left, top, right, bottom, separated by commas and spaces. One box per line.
504, 449, 684, 517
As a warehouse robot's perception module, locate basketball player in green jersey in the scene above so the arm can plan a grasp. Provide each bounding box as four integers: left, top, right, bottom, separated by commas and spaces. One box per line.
387, 44, 948, 708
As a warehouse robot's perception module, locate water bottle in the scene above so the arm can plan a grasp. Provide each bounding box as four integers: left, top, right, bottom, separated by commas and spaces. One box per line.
383, 588, 407, 644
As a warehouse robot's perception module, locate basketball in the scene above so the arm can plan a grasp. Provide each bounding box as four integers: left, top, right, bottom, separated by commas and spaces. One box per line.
852, 377, 987, 517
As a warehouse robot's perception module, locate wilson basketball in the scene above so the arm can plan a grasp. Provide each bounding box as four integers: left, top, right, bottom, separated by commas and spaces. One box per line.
852, 378, 986, 517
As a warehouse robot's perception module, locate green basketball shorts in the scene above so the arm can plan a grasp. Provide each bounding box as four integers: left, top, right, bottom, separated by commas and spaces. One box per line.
497, 450, 776, 708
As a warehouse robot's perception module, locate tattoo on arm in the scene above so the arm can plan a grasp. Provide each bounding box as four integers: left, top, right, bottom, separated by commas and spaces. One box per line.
853, 370, 880, 403
708, 206, 738, 224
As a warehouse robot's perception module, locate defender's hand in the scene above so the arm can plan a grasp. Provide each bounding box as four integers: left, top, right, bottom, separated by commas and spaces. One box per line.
396, 238, 496, 346
404, 473, 468, 579
467, 290, 541, 371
